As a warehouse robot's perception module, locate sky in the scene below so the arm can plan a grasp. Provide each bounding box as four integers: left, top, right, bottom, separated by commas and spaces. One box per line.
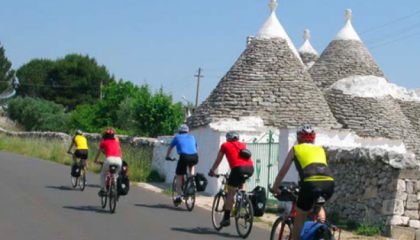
0, 0, 419, 104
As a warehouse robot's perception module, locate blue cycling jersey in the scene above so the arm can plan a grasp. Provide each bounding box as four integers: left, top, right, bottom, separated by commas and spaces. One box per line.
170, 134, 198, 155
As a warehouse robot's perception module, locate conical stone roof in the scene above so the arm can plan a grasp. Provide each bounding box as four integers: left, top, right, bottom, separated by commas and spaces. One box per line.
187, 1, 339, 130
309, 10, 385, 90
298, 29, 318, 70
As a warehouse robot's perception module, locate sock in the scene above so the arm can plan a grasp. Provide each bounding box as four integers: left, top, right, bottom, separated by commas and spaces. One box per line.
177, 195, 182, 199
224, 210, 231, 220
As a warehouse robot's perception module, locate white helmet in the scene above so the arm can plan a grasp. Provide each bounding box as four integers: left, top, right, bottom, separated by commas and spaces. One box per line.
226, 131, 239, 141
178, 124, 189, 133
75, 130, 83, 135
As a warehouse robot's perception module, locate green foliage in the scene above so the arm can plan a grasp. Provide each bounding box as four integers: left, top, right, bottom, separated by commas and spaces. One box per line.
16, 59, 54, 97
0, 42, 16, 93
16, 54, 114, 109
7, 97, 69, 132
355, 224, 382, 236
147, 169, 165, 182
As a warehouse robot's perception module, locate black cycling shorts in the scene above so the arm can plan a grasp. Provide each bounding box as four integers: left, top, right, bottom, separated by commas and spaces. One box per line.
228, 166, 254, 188
75, 150, 89, 160
297, 181, 335, 212
176, 154, 199, 175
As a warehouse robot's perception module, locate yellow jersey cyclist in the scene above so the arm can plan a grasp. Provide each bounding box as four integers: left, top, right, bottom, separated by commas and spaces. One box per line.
67, 130, 89, 169
271, 125, 335, 240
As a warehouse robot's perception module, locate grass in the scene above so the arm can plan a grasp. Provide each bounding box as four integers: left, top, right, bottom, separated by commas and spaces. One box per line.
0, 117, 24, 132
327, 211, 384, 237
355, 224, 383, 236
162, 188, 172, 196
0, 133, 163, 183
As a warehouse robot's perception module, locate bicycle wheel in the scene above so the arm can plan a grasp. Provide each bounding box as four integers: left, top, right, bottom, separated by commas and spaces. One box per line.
314, 226, 335, 240
211, 192, 226, 231
101, 194, 107, 209
109, 180, 117, 214
235, 195, 254, 239
71, 175, 78, 188
270, 216, 293, 240
171, 176, 179, 206
79, 169, 86, 191
185, 177, 196, 211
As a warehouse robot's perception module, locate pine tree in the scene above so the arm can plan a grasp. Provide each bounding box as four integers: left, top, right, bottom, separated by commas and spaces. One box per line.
0, 41, 16, 94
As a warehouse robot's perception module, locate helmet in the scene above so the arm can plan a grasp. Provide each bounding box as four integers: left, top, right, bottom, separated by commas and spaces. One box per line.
75, 130, 83, 135
178, 124, 189, 133
103, 129, 115, 140
296, 125, 316, 143
226, 131, 239, 141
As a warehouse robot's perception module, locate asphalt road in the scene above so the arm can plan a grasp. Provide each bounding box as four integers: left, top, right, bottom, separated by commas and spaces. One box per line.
0, 151, 270, 240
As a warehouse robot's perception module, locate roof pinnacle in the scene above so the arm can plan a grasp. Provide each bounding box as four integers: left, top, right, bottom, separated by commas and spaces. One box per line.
304, 29, 310, 41
269, 0, 278, 12
345, 9, 352, 21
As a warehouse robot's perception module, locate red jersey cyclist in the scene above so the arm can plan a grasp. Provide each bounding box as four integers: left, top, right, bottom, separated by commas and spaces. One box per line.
209, 131, 254, 227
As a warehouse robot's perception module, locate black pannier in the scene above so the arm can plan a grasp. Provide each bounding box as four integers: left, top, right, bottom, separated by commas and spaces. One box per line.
117, 175, 130, 196
195, 173, 208, 192
120, 160, 129, 177
249, 186, 267, 217
71, 163, 81, 177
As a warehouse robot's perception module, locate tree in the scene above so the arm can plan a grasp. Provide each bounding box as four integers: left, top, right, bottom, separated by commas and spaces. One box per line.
16, 59, 55, 97
0, 42, 16, 94
16, 54, 114, 109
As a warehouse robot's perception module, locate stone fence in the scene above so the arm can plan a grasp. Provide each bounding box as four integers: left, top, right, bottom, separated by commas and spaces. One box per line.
325, 147, 420, 239
0, 127, 159, 147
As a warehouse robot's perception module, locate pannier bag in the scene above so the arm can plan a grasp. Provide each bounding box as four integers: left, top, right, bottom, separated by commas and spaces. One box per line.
300, 221, 330, 240
195, 173, 208, 192
118, 175, 130, 196
249, 186, 267, 217
120, 160, 129, 177
71, 163, 81, 177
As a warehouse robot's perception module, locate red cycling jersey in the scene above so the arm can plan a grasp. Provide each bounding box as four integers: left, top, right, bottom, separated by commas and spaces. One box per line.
219, 140, 253, 169
100, 139, 122, 158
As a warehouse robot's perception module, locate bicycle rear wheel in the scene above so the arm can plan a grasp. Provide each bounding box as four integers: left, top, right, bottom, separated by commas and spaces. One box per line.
235, 195, 254, 239
185, 177, 196, 212
211, 192, 226, 231
101, 194, 107, 209
71, 176, 78, 188
109, 181, 117, 214
79, 169, 86, 191
314, 227, 335, 240
270, 216, 293, 240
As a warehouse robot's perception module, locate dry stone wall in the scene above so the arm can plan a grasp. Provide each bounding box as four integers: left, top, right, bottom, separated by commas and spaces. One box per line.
187, 39, 339, 130
325, 147, 420, 235
309, 40, 385, 90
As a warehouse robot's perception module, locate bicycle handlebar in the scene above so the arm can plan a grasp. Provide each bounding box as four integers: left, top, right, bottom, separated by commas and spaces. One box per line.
208, 173, 229, 178
165, 157, 177, 162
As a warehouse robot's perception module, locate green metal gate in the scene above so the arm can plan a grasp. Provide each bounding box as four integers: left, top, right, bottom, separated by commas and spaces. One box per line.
245, 130, 279, 201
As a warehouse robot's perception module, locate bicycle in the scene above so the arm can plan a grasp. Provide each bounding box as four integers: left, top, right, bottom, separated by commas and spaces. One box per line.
166, 157, 196, 211
69, 152, 86, 191
98, 162, 120, 214
209, 173, 254, 239
270, 182, 340, 240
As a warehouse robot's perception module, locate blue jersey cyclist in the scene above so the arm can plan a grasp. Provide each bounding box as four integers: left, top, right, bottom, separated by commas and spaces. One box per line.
166, 124, 199, 205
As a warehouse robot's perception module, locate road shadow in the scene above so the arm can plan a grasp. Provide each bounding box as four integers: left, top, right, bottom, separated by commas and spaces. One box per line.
45, 186, 74, 191
86, 184, 100, 188
171, 227, 239, 238
63, 206, 109, 214
134, 203, 185, 212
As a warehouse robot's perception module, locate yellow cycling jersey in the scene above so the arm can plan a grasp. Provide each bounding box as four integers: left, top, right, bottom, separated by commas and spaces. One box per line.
74, 135, 88, 150
294, 144, 334, 182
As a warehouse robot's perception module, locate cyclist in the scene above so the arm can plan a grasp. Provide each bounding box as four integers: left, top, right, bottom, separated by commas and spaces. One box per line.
166, 124, 199, 205
270, 125, 335, 240
94, 129, 123, 197
209, 131, 254, 227
67, 130, 89, 169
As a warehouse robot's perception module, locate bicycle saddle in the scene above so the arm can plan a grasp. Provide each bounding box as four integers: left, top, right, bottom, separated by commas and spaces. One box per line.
313, 189, 326, 206
109, 164, 119, 174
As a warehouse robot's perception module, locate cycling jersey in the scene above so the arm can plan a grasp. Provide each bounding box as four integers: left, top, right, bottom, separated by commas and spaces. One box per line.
100, 139, 122, 158
219, 141, 253, 169
73, 135, 88, 150
293, 144, 334, 182
170, 134, 197, 155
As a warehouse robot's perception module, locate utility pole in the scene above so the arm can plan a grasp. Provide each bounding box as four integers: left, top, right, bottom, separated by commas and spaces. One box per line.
194, 68, 203, 109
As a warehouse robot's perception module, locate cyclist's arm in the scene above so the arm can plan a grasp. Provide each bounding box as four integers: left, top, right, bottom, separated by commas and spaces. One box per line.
210, 152, 224, 173
94, 148, 102, 164
67, 142, 75, 153
166, 146, 174, 157
271, 148, 295, 191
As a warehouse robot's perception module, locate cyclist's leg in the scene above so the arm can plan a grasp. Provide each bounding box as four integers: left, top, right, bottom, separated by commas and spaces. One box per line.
188, 154, 198, 176
318, 207, 326, 223
315, 181, 335, 223
175, 156, 187, 200
293, 207, 310, 240
100, 159, 109, 191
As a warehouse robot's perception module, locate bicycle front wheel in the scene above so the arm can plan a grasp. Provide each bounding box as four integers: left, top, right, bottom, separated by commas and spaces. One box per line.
270, 216, 293, 240
71, 176, 78, 188
211, 192, 226, 231
185, 178, 196, 212
171, 176, 178, 206
109, 181, 117, 214
101, 194, 107, 209
79, 169, 86, 191
235, 195, 254, 239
